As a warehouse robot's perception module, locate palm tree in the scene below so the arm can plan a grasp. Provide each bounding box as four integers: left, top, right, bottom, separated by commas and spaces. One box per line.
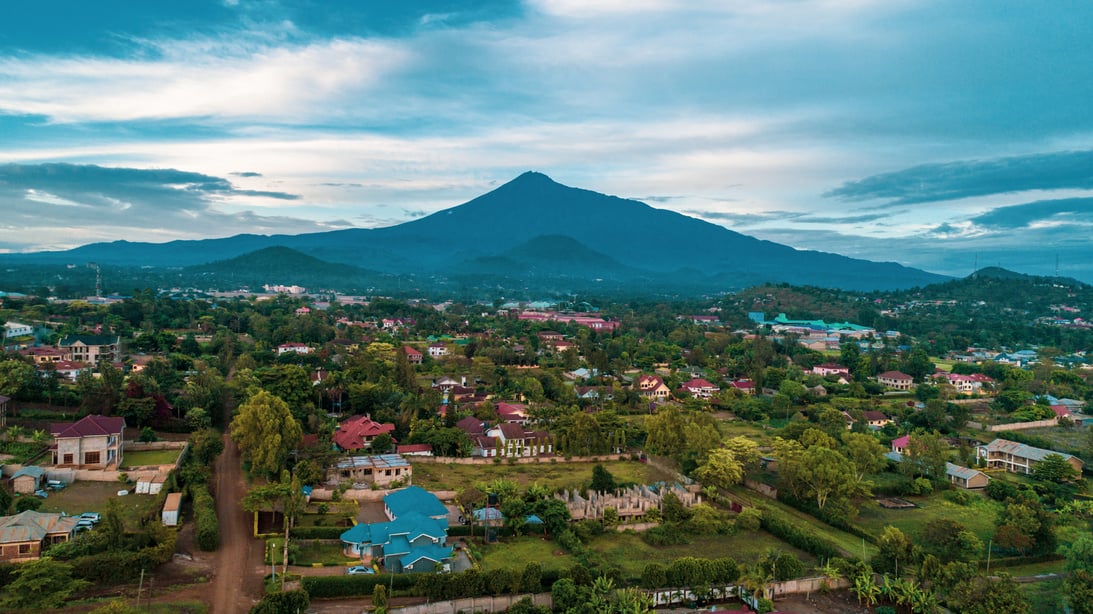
818, 558, 842, 592
5, 425, 23, 443
910, 586, 939, 614
740, 564, 773, 608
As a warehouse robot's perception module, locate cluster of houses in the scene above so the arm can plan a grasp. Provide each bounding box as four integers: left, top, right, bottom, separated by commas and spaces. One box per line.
885, 434, 1085, 490
16, 334, 122, 382
339, 485, 454, 573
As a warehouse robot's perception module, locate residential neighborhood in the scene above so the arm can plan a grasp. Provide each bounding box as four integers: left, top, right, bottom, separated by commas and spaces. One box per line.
0, 272, 1091, 613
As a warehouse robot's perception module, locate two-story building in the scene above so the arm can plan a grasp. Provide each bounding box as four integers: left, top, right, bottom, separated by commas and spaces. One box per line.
333, 415, 396, 452
50, 415, 125, 469
978, 438, 1084, 476
340, 486, 453, 573
58, 335, 121, 365
635, 375, 671, 401
877, 371, 914, 391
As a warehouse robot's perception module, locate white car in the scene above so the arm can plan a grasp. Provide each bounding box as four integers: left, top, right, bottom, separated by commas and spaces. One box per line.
346, 565, 374, 575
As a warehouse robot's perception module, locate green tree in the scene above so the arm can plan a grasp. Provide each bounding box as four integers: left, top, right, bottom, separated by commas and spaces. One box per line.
874, 526, 915, 575
695, 447, 745, 490
1065, 534, 1093, 573
842, 432, 887, 483
1033, 453, 1081, 483
1, 558, 90, 610
0, 358, 35, 400
230, 389, 303, 477
1067, 570, 1093, 614
591, 464, 617, 493
921, 518, 982, 563
372, 583, 388, 614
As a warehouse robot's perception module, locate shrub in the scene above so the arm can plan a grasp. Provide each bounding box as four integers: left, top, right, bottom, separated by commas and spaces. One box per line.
759, 509, 842, 561
192, 484, 220, 551
302, 574, 417, 598
250, 589, 309, 614
15, 497, 42, 513
736, 507, 762, 531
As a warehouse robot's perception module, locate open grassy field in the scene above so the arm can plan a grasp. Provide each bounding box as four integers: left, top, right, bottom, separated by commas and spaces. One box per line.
266, 538, 352, 565
855, 491, 1002, 544
410, 458, 676, 492
35, 480, 161, 530
477, 536, 576, 573
1020, 577, 1066, 613
586, 530, 818, 580
123, 448, 183, 468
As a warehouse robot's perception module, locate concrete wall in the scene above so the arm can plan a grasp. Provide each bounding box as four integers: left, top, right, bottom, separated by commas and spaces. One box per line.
986, 418, 1058, 432
395, 593, 552, 614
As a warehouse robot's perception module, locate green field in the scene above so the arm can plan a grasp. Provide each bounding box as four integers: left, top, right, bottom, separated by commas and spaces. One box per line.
586, 530, 817, 580
267, 538, 352, 565
123, 448, 183, 468
477, 536, 576, 573
410, 458, 675, 492
856, 491, 1002, 544
1020, 577, 1066, 613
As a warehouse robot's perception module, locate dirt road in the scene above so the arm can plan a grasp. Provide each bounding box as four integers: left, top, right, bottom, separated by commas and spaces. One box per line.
210, 431, 265, 613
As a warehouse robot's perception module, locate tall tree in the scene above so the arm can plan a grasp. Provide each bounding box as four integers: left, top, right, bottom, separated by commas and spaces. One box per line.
230, 389, 302, 476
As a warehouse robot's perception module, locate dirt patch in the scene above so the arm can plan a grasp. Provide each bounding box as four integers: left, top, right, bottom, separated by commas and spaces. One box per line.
876, 497, 916, 509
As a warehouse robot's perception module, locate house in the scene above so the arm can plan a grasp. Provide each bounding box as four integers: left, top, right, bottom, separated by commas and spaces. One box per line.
890, 435, 911, 454
812, 363, 850, 377
728, 379, 756, 395
0, 511, 80, 562
945, 463, 990, 489
10, 466, 46, 494
635, 375, 671, 401
484, 422, 553, 458
397, 443, 433, 457
933, 372, 994, 394
276, 342, 313, 355
19, 346, 67, 364
978, 438, 1084, 476
51, 415, 125, 469
47, 360, 92, 382
455, 416, 485, 437
496, 402, 530, 425
333, 415, 396, 452
339, 486, 454, 573
428, 343, 448, 358
680, 378, 720, 399
162, 492, 182, 526
57, 334, 121, 364
327, 454, 413, 488
877, 371, 914, 391
861, 411, 892, 429
403, 346, 423, 365
3, 322, 33, 339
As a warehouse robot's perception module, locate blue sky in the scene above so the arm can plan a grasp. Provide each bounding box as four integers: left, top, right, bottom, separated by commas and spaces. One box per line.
2, 1, 1093, 281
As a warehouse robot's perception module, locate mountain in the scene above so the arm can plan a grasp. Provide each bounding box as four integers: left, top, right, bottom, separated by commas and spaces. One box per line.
0, 172, 949, 294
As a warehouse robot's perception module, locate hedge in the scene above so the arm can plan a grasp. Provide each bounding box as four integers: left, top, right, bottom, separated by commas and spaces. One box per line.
302, 574, 417, 598
977, 553, 1065, 571
290, 526, 346, 540
193, 484, 219, 551
759, 509, 844, 561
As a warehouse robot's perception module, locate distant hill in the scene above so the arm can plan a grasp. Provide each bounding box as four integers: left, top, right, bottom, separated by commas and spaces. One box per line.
0, 172, 950, 295
184, 246, 384, 291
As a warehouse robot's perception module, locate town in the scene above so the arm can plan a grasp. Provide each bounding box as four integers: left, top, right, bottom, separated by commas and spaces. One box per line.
0, 268, 1091, 614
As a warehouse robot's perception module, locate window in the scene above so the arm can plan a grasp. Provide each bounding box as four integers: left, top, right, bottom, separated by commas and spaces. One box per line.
84, 451, 101, 465
63, 454, 74, 465
18, 544, 30, 554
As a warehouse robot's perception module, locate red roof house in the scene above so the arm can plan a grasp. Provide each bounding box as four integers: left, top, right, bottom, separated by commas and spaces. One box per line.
333, 415, 396, 451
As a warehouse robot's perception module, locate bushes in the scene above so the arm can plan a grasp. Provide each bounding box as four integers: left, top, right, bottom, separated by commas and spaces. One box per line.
759, 509, 843, 561
68, 530, 177, 584
250, 589, 309, 614
303, 574, 416, 599
192, 484, 219, 551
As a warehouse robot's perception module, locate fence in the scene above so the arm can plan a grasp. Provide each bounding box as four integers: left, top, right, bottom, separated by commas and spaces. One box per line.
393, 592, 552, 614
985, 418, 1058, 432
409, 454, 631, 465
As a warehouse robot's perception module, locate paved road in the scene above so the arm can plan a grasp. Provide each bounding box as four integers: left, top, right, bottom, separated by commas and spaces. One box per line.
210, 431, 266, 613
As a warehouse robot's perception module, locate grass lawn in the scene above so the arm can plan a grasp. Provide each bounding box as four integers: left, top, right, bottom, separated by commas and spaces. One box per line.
477, 536, 576, 574
855, 491, 1002, 544
586, 530, 818, 580
122, 448, 183, 468
1021, 426, 1089, 453
411, 458, 675, 492
266, 538, 352, 565
35, 481, 161, 531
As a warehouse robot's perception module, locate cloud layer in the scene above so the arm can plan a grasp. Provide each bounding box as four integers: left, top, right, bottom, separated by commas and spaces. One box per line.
1, 2, 1092, 281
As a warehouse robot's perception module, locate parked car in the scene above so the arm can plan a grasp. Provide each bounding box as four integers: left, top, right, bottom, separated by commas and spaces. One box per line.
33, 489, 48, 498
75, 519, 95, 530
346, 565, 374, 575
47, 480, 67, 490
78, 512, 102, 524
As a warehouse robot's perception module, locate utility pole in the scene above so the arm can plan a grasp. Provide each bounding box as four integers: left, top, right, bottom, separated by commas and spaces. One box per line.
136, 568, 144, 606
